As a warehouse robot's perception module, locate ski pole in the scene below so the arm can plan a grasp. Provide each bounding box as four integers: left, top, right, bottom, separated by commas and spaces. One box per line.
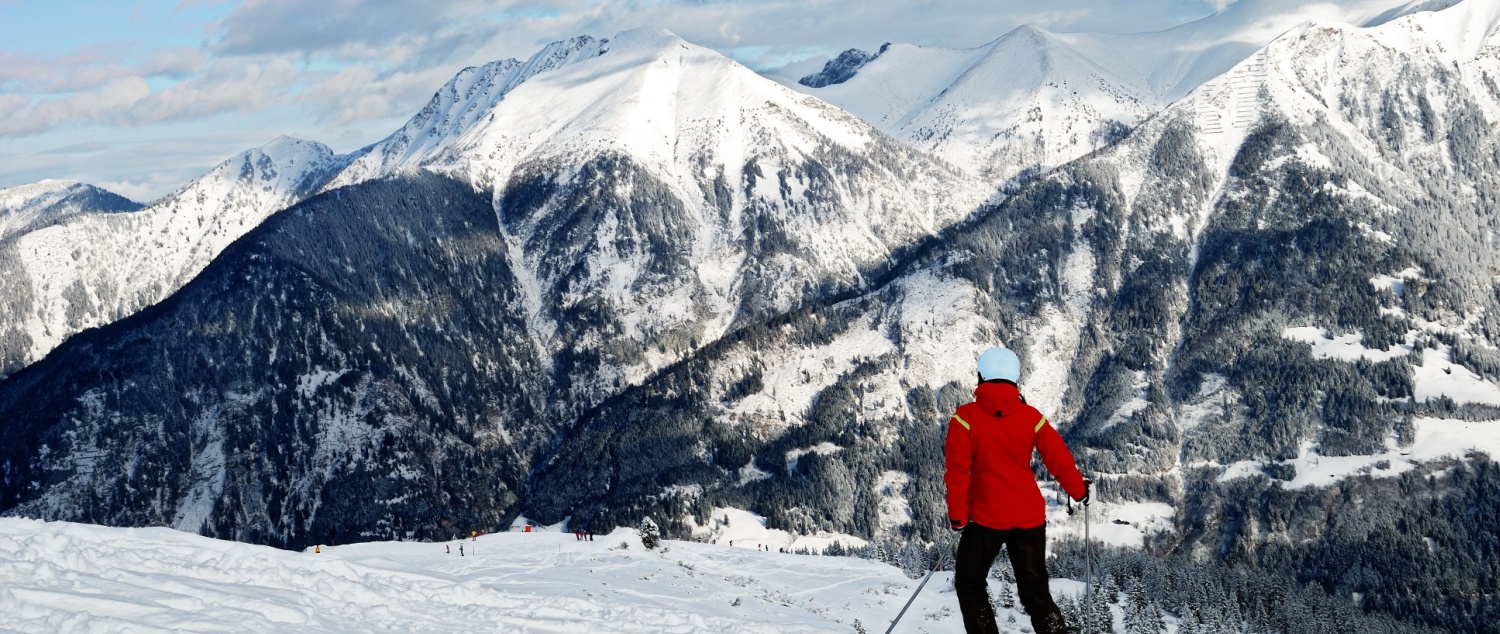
885, 567, 935, 634
1084, 484, 1093, 634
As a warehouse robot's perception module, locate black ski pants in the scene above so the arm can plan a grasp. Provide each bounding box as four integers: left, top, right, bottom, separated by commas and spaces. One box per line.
954, 522, 1067, 634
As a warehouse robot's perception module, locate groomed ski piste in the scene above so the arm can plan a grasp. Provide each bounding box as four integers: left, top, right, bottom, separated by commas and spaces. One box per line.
0, 509, 1128, 633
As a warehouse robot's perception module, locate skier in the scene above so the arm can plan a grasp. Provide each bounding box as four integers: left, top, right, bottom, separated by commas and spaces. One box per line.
945, 346, 1090, 634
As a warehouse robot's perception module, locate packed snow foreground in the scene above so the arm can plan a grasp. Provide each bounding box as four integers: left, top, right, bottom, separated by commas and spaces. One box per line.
0, 517, 1098, 633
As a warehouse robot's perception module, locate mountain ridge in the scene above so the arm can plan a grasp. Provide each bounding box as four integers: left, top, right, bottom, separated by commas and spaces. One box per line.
3, 4, 1500, 631
0, 180, 141, 244
0, 136, 348, 379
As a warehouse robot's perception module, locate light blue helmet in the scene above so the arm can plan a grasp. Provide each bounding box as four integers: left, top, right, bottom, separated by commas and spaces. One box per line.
977, 346, 1021, 383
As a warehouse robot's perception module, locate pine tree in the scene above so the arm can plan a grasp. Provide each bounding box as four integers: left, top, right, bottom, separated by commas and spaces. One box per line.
996, 581, 1016, 609
1124, 579, 1166, 634
639, 516, 661, 550
1177, 609, 1201, 634
1083, 584, 1113, 634
898, 542, 927, 578
1060, 596, 1083, 632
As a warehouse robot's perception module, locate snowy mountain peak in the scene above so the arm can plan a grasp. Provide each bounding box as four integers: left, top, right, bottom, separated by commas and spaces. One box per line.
1174, 0, 1500, 159
1356, 0, 1500, 60
979, 23, 1108, 80
1006, 22, 1055, 41
0, 136, 347, 378
259, 134, 329, 159
194, 136, 339, 204
361, 26, 985, 389
1, 180, 87, 219
799, 22, 1154, 187
0, 180, 140, 244
604, 25, 682, 48
324, 35, 610, 190
0, 178, 83, 202
330, 26, 905, 193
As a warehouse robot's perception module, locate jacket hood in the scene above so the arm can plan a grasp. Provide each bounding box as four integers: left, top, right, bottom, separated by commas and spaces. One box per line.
974, 381, 1022, 411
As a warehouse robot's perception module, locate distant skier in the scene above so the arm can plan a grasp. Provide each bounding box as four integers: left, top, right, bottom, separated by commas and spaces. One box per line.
945, 346, 1090, 634
459, 543, 464, 557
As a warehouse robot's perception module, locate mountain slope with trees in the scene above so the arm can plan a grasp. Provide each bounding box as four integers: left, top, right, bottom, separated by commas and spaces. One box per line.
2, 4, 1499, 632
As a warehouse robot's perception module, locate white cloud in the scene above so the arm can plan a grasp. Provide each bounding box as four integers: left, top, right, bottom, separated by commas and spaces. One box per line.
0, 78, 152, 136
0, 93, 27, 119
126, 59, 297, 125
0, 46, 206, 94
212, 0, 502, 67
297, 63, 454, 127
0, 60, 298, 137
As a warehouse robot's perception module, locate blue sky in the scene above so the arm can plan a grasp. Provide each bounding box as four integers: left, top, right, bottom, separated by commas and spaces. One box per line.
0, 0, 1228, 201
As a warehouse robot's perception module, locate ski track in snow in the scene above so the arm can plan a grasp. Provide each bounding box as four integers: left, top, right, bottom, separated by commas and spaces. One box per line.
0, 518, 1095, 634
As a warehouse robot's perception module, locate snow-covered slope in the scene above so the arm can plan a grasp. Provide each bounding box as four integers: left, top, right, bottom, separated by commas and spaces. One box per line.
802, 25, 1153, 187
0, 517, 1032, 633
0, 137, 346, 378
0, 180, 140, 243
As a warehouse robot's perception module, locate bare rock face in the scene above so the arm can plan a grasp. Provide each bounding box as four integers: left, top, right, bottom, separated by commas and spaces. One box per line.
797, 46, 885, 88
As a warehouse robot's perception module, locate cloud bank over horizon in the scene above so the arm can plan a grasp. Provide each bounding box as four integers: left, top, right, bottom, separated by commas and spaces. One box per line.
1, 0, 1238, 200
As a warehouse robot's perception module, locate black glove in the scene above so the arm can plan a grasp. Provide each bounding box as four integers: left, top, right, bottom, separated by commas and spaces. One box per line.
950, 518, 966, 531
1078, 479, 1093, 506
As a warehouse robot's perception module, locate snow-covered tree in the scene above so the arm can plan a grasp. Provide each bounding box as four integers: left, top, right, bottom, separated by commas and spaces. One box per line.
638, 516, 661, 550
1125, 579, 1166, 633
995, 581, 1015, 610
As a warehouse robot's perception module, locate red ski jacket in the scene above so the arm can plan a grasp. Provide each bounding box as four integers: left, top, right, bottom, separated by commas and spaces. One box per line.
944, 382, 1087, 530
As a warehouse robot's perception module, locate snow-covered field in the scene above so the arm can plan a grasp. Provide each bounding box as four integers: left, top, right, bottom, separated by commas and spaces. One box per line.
0, 517, 1092, 633
688, 507, 869, 554
1217, 417, 1500, 488
1281, 327, 1500, 406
